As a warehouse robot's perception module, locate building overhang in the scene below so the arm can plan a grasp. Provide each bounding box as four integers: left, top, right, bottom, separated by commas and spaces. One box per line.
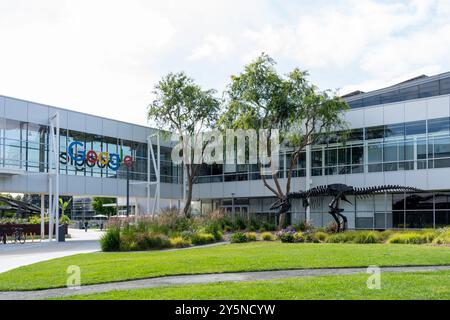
0, 168, 26, 177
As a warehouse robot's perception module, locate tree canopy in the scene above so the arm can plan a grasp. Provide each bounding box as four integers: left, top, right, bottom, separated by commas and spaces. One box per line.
219, 53, 349, 226
148, 72, 220, 217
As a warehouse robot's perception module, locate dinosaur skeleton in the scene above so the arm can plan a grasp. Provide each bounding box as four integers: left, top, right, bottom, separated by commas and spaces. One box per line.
270, 184, 422, 232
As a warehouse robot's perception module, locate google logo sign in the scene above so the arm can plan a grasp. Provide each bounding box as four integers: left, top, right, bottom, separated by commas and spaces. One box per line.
60, 141, 133, 172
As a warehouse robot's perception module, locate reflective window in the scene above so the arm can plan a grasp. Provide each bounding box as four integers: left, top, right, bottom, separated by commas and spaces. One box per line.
366, 126, 385, 140
440, 78, 450, 95
428, 117, 450, 134
381, 91, 399, 104
405, 120, 426, 136
419, 80, 439, 98
385, 123, 404, 139
399, 85, 419, 101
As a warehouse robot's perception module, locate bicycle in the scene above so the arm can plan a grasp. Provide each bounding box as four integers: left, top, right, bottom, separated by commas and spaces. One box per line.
10, 227, 26, 244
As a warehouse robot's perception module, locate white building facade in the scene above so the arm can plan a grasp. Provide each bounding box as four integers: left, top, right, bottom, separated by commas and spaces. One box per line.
1, 71, 450, 229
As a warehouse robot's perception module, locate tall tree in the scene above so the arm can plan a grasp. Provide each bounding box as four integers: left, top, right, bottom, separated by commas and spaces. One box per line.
148, 72, 220, 218
220, 54, 349, 227
92, 197, 116, 217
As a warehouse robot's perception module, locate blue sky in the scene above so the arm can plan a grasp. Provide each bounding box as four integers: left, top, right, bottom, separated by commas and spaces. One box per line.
1, 0, 450, 126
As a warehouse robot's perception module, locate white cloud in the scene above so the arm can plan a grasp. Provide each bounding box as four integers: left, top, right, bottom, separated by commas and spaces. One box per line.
188, 34, 234, 61
0, 0, 450, 125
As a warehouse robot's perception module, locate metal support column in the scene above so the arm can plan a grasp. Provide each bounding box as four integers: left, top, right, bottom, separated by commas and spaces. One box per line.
40, 194, 45, 240
48, 113, 60, 241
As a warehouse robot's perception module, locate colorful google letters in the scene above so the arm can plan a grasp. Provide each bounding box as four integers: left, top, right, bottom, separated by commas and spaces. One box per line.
60, 141, 133, 171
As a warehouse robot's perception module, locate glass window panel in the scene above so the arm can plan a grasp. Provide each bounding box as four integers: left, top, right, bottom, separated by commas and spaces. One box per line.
417, 138, 427, 160
385, 123, 404, 139
5, 119, 21, 140
368, 143, 382, 163
405, 120, 426, 136
348, 99, 363, 109
428, 117, 450, 135
433, 137, 450, 158
419, 80, 439, 98
363, 95, 381, 107
348, 129, 364, 141
434, 158, 450, 168
381, 90, 399, 104
400, 140, 414, 161
440, 78, 450, 95
326, 149, 337, 166
399, 85, 419, 101
384, 143, 398, 162
312, 150, 322, 168
366, 126, 385, 140
351, 146, 364, 173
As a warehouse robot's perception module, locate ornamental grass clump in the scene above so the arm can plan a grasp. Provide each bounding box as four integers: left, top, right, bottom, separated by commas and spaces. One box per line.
353, 231, 382, 244
230, 232, 248, 243
100, 227, 121, 252
387, 232, 429, 244
170, 237, 192, 248
246, 232, 257, 242
313, 231, 329, 243
261, 232, 274, 241
433, 229, 450, 245
190, 233, 216, 245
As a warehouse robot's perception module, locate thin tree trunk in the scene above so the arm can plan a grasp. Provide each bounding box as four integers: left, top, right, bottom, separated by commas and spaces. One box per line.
183, 176, 194, 218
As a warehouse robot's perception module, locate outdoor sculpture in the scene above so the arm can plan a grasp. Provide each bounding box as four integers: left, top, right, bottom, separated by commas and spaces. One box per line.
270, 184, 422, 232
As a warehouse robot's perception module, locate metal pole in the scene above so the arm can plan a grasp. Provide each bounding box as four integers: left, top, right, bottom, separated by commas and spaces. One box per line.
55, 113, 60, 242
126, 165, 130, 217
48, 174, 53, 241
147, 136, 151, 216
157, 134, 160, 213
231, 193, 235, 222
40, 194, 45, 241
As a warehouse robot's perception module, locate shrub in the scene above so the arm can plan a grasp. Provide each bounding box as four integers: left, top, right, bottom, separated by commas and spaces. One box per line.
277, 226, 300, 243
135, 232, 172, 251
246, 232, 257, 242
278, 232, 296, 243
314, 231, 329, 243
205, 223, 223, 241
262, 222, 277, 231
191, 233, 215, 245
119, 234, 138, 251
388, 232, 428, 244
230, 232, 248, 243
181, 231, 195, 240
379, 230, 396, 241
353, 231, 381, 244
100, 228, 120, 252
224, 226, 232, 233
326, 233, 352, 243
297, 220, 314, 232
325, 221, 339, 234
170, 237, 192, 248
432, 228, 450, 245
261, 232, 273, 241
235, 218, 247, 231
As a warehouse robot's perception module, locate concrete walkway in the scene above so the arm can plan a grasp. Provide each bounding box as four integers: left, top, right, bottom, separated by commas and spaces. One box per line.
0, 229, 103, 273
2, 265, 450, 300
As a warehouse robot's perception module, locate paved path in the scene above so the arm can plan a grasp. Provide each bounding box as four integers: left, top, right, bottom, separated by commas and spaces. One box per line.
0, 229, 102, 273
2, 265, 450, 300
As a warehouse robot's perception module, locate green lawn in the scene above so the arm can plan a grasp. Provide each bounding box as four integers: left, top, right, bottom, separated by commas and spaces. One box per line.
1, 242, 450, 291
61, 270, 450, 300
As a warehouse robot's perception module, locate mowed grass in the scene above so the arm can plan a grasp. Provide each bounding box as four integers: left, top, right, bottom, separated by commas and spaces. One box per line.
62, 270, 450, 300
1, 242, 450, 291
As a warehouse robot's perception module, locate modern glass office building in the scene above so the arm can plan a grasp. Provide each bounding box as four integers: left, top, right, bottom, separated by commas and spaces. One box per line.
1, 71, 450, 229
